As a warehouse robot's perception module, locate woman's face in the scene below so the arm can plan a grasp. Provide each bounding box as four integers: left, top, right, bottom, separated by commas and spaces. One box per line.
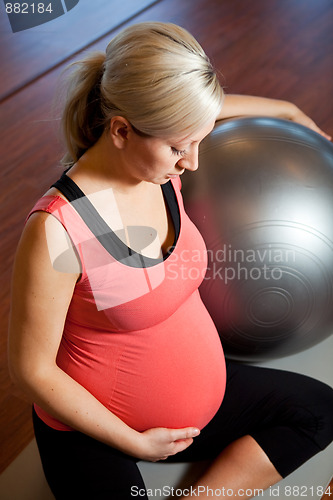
119, 119, 216, 185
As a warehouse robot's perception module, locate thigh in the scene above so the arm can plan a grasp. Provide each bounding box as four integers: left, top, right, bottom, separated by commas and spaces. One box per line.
33, 409, 148, 500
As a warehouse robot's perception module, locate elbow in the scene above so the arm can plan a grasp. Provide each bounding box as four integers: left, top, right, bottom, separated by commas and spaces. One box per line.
8, 353, 30, 392
8, 347, 59, 401
7, 357, 35, 404
8, 349, 43, 397
8, 346, 21, 384
8, 358, 50, 405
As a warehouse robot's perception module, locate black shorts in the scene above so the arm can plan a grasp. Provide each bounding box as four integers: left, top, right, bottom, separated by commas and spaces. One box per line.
33, 361, 333, 500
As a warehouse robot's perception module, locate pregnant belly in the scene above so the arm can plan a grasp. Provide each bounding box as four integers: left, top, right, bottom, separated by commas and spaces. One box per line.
42, 292, 226, 432
108, 297, 226, 431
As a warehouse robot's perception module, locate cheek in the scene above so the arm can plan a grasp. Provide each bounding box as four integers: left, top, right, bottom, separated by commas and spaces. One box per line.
131, 140, 174, 175
148, 152, 174, 172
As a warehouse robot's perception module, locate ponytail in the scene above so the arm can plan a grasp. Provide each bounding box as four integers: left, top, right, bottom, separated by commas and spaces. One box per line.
61, 52, 106, 166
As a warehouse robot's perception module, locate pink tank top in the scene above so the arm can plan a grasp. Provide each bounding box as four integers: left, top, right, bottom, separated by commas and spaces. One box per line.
29, 177, 226, 432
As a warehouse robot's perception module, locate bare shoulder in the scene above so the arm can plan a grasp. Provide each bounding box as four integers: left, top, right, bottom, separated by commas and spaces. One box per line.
15, 208, 81, 287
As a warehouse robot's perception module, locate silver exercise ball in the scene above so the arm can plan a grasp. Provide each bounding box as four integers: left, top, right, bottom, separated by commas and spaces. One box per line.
182, 117, 333, 361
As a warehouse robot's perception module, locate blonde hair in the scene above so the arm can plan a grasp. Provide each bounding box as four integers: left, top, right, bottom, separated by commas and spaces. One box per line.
61, 22, 224, 165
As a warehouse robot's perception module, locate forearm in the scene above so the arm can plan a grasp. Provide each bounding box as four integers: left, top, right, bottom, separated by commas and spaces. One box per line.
12, 363, 143, 458
217, 94, 331, 140
217, 94, 297, 121
12, 363, 200, 463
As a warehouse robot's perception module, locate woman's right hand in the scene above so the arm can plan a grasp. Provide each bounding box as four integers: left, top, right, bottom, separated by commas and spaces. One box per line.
136, 426, 200, 462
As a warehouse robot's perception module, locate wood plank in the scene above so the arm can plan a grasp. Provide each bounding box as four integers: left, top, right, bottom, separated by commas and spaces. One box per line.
0, 0, 160, 101
1, 0, 332, 474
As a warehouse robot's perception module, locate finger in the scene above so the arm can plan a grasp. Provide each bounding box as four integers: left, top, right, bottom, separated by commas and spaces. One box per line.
318, 130, 332, 141
172, 437, 194, 454
291, 112, 331, 141
310, 123, 331, 140
169, 427, 200, 442
152, 456, 168, 462
307, 121, 331, 141
315, 129, 331, 141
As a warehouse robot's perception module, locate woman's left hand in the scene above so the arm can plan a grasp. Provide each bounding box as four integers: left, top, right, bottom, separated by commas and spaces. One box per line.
289, 105, 331, 141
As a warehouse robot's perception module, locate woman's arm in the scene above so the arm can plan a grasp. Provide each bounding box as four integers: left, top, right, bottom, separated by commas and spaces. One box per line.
8, 212, 199, 461
218, 94, 331, 140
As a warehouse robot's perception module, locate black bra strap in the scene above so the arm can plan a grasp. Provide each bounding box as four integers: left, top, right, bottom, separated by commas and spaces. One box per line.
52, 172, 117, 249
50, 172, 180, 268
52, 171, 85, 201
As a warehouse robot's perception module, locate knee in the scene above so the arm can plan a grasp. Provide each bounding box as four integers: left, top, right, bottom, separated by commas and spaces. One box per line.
301, 378, 333, 451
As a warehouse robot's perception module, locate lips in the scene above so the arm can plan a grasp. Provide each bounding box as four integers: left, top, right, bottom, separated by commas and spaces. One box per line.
167, 169, 185, 178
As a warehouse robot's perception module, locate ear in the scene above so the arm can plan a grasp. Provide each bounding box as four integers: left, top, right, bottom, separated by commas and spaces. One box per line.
109, 116, 132, 149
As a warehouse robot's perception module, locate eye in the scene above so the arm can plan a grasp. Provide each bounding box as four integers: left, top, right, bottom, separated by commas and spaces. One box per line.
171, 147, 187, 157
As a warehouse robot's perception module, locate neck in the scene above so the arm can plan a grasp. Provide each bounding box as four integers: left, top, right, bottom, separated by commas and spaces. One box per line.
69, 132, 145, 194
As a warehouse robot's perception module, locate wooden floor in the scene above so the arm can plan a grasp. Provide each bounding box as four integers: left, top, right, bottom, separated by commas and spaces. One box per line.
1, 0, 332, 479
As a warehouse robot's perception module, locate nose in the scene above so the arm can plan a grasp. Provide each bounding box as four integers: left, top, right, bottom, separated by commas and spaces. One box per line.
178, 147, 199, 172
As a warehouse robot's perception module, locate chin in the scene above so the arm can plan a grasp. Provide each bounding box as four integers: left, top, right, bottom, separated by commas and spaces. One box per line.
150, 178, 170, 185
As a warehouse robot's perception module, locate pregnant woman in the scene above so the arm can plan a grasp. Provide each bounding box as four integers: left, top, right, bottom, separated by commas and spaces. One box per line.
8, 22, 333, 499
